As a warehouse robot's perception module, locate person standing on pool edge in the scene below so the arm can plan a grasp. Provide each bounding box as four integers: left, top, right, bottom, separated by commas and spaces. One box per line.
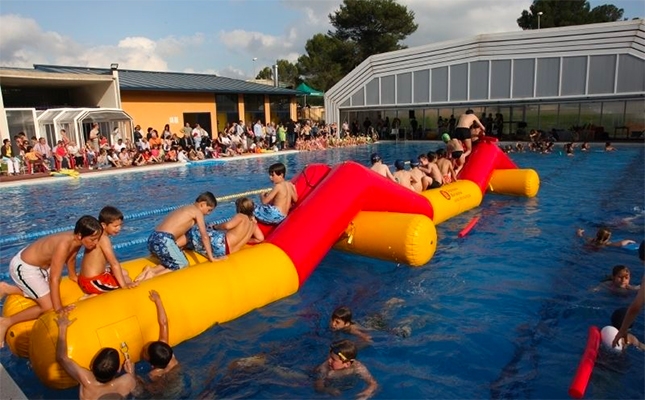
254, 162, 298, 225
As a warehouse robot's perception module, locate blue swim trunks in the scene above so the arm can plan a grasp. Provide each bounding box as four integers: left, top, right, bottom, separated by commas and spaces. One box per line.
186, 226, 229, 258
254, 204, 286, 225
147, 231, 188, 271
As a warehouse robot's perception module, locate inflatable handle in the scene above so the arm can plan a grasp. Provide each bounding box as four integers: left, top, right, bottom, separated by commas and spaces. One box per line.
568, 326, 601, 399
458, 216, 480, 238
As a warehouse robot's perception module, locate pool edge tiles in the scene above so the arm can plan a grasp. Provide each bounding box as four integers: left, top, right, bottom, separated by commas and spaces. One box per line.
0, 363, 27, 400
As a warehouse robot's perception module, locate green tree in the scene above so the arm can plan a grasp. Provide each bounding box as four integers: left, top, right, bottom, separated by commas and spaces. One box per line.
255, 60, 301, 87
329, 0, 417, 70
297, 0, 417, 90
517, 0, 623, 30
297, 34, 349, 92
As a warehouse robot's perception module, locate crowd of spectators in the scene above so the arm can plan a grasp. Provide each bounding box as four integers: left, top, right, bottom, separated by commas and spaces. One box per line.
1, 119, 379, 176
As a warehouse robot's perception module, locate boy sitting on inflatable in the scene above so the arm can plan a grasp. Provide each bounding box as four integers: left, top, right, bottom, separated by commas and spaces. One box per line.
255, 163, 298, 225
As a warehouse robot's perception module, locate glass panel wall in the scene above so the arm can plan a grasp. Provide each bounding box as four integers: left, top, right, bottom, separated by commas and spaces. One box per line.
625, 100, 645, 139
557, 103, 579, 130
539, 104, 558, 131
269, 95, 290, 124
216, 94, 239, 132
601, 101, 625, 139
338, 98, 642, 142
6, 109, 38, 139
525, 104, 539, 131
243, 94, 264, 125
579, 102, 602, 141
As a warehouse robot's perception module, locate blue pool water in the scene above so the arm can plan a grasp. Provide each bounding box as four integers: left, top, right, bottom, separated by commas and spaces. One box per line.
1, 143, 644, 399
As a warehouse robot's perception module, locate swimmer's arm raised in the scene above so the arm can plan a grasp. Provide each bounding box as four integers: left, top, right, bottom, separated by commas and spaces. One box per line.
149, 290, 169, 343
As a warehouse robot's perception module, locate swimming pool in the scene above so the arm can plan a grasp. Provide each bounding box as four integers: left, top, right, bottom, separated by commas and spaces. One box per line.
1, 143, 644, 399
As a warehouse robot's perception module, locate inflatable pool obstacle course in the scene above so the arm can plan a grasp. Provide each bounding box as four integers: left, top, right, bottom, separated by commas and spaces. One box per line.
2, 138, 540, 389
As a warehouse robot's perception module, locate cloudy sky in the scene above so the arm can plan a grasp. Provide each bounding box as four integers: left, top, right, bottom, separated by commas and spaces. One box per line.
1, 0, 642, 79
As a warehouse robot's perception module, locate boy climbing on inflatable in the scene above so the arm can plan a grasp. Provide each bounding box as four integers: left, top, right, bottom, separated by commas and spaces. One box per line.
56, 310, 136, 400
134, 290, 181, 397
79, 206, 139, 295
187, 197, 264, 258
0, 216, 103, 348
138, 192, 217, 280
255, 162, 298, 225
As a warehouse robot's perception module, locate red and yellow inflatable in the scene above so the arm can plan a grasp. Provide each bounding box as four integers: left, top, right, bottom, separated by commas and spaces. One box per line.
3, 138, 539, 388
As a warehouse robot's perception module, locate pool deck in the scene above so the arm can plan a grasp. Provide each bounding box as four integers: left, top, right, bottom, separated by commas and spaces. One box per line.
0, 150, 300, 188
0, 363, 26, 400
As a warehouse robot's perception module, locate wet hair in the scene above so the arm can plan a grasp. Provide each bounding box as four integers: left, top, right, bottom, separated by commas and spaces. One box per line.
370, 153, 381, 164
612, 265, 629, 277
593, 228, 611, 244
329, 339, 357, 362
611, 307, 633, 330
427, 152, 438, 162
269, 162, 286, 176
195, 191, 217, 207
148, 341, 173, 369
410, 159, 419, 167
394, 160, 405, 171
417, 154, 428, 161
74, 216, 103, 238
436, 148, 446, 158
639, 240, 644, 261
91, 348, 120, 383
466, 109, 474, 115
99, 206, 124, 224
236, 197, 255, 216
331, 306, 353, 324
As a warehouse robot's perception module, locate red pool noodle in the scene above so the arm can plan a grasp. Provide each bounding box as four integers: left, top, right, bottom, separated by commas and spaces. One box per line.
458, 216, 480, 238
568, 326, 601, 399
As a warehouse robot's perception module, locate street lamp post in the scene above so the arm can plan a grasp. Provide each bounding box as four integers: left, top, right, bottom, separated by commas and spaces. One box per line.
537, 11, 543, 29
252, 57, 258, 80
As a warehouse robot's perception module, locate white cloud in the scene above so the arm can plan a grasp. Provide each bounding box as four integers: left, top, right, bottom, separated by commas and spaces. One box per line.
400, 0, 533, 46
0, 14, 204, 71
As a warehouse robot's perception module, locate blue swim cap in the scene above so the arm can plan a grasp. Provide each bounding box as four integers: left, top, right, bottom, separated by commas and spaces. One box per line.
394, 160, 405, 170
410, 159, 419, 167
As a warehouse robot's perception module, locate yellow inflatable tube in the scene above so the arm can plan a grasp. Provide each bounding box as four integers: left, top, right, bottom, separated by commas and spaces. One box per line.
488, 169, 540, 198
3, 252, 206, 358
421, 180, 483, 224
335, 212, 437, 267
26, 243, 299, 389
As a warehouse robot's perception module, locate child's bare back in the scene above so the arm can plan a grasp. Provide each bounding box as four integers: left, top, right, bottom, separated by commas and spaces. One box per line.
225, 214, 264, 253
21, 232, 81, 270
268, 181, 297, 216
156, 205, 203, 241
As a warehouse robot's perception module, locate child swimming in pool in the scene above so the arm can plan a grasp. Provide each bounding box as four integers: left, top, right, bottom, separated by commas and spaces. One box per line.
187, 197, 264, 258
133, 290, 184, 398
595, 265, 640, 293
609, 307, 645, 351
576, 227, 636, 247
315, 339, 378, 399
330, 306, 372, 342
255, 162, 298, 225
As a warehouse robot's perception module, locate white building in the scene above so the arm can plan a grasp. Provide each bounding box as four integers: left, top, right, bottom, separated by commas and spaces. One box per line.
325, 19, 645, 141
